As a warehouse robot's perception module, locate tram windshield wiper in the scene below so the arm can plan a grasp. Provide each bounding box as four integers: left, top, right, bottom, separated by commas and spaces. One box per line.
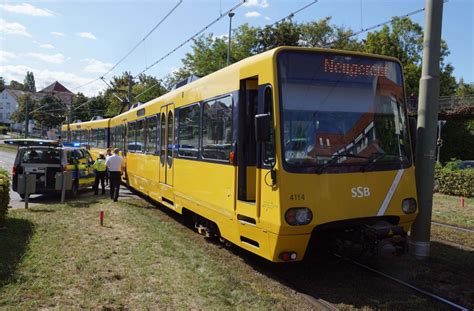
360, 152, 405, 171
315, 153, 369, 174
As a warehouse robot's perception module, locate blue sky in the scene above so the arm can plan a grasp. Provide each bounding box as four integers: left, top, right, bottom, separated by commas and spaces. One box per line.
0, 0, 473, 96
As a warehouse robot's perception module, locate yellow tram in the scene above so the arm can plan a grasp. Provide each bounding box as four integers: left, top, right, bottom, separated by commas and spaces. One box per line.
63, 47, 418, 262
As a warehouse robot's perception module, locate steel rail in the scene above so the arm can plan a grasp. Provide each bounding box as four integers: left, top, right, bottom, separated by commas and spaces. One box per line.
333, 253, 469, 310
432, 221, 474, 234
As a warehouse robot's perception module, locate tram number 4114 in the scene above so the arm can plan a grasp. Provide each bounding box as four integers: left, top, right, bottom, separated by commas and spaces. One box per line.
289, 194, 305, 201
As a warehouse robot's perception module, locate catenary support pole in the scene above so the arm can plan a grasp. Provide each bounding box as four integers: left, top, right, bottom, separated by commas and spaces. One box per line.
24, 98, 29, 139
410, 0, 444, 259
227, 12, 235, 66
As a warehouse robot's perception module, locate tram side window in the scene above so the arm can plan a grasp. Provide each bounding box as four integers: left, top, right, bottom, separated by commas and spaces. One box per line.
160, 113, 166, 164
136, 119, 145, 153
202, 96, 232, 161
146, 116, 158, 154
110, 126, 115, 148
178, 104, 200, 158
97, 129, 106, 148
127, 122, 136, 152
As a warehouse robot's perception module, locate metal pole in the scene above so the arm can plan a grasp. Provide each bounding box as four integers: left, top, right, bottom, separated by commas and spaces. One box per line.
61, 151, 66, 204
24, 173, 29, 209
410, 0, 444, 259
24, 98, 29, 139
227, 12, 235, 66
127, 75, 133, 110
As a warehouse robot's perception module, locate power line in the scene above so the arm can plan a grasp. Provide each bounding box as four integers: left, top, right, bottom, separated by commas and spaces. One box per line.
327, 1, 449, 47
133, 0, 246, 78
269, 0, 319, 28
101, 0, 183, 78
71, 0, 183, 92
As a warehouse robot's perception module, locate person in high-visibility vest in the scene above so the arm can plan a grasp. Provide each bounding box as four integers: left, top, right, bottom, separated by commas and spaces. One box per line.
93, 152, 107, 195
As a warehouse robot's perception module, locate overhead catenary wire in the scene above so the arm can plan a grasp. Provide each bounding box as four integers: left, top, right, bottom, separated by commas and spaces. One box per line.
134, 0, 319, 100
133, 0, 246, 78
326, 0, 449, 47
101, 0, 183, 78
71, 0, 183, 92
269, 0, 319, 28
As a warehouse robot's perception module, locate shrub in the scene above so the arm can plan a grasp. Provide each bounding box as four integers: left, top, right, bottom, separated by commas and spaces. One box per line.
434, 167, 474, 198
0, 168, 10, 227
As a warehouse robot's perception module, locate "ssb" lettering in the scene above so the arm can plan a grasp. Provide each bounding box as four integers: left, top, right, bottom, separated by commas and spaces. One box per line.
351, 187, 371, 198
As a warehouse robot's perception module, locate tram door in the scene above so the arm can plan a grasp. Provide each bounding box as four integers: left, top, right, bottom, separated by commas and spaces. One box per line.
236, 78, 260, 220
159, 104, 174, 188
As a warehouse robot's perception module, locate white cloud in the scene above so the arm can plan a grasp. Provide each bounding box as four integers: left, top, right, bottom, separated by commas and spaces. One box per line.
39, 43, 54, 49
27, 52, 65, 64
243, 0, 269, 8
77, 32, 97, 40
50, 31, 65, 37
0, 3, 55, 17
0, 64, 104, 96
0, 51, 18, 63
264, 16, 271, 21
245, 11, 261, 18
0, 18, 30, 36
81, 58, 112, 73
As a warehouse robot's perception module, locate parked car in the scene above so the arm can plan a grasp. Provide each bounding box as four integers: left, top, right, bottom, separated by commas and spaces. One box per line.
460, 160, 474, 170
5, 139, 96, 199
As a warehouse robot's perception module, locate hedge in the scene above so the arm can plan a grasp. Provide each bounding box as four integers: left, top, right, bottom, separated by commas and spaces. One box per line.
0, 168, 10, 228
434, 168, 474, 198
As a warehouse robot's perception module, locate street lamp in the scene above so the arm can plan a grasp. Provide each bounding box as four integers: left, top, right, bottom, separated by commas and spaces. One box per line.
227, 12, 235, 66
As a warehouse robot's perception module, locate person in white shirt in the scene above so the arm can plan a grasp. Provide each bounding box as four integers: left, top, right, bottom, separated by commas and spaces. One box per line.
105, 148, 112, 186
105, 148, 124, 202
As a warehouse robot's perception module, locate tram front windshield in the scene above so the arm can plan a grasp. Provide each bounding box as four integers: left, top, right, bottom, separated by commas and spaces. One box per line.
277, 51, 411, 173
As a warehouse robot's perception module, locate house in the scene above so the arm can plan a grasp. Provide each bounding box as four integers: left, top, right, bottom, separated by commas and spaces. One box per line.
0, 81, 73, 131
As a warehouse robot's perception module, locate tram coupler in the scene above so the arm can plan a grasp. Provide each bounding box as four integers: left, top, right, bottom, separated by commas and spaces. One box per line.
363, 221, 408, 257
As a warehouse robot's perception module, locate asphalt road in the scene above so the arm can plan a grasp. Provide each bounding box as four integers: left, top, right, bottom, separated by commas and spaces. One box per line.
0, 149, 135, 209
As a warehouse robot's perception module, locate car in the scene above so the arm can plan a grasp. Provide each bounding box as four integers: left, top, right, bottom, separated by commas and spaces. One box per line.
5, 139, 96, 199
460, 160, 474, 170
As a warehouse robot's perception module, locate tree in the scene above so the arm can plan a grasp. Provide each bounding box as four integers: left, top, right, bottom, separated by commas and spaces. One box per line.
23, 71, 36, 92
256, 20, 301, 52
299, 17, 362, 51
455, 78, 474, 97
32, 95, 66, 129
71, 92, 91, 122
11, 94, 37, 123
0, 77, 5, 92
363, 17, 456, 96
9, 80, 24, 90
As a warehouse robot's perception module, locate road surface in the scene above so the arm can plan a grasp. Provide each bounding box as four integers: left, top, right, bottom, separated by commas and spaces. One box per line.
0, 149, 136, 209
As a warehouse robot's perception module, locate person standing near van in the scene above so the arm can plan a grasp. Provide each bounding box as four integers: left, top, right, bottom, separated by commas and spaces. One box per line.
106, 148, 123, 202
105, 148, 112, 186
92, 152, 107, 195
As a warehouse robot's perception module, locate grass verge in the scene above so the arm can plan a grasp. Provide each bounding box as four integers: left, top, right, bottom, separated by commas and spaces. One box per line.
432, 193, 473, 229
0, 197, 312, 309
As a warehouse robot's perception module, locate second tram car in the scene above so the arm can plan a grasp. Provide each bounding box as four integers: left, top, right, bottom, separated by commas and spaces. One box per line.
63, 47, 418, 262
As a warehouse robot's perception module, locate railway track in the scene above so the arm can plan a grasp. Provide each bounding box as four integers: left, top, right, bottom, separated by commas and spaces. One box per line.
432, 221, 474, 234
333, 253, 469, 311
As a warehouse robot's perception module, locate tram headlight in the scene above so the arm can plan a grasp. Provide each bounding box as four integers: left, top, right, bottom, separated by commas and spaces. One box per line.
285, 208, 313, 226
402, 198, 417, 214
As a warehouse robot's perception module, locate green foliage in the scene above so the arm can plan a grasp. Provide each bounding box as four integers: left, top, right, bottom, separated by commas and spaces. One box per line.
0, 77, 5, 92
443, 159, 463, 171
71, 92, 90, 122
33, 95, 66, 129
8, 80, 24, 91
440, 119, 474, 163
10, 94, 35, 124
456, 78, 474, 97
0, 168, 10, 227
434, 167, 474, 198
23, 71, 36, 92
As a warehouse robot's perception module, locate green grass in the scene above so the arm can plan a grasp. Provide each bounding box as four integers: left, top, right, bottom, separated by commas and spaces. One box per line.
432, 193, 474, 229
1, 194, 473, 310
0, 145, 17, 153
0, 197, 313, 309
